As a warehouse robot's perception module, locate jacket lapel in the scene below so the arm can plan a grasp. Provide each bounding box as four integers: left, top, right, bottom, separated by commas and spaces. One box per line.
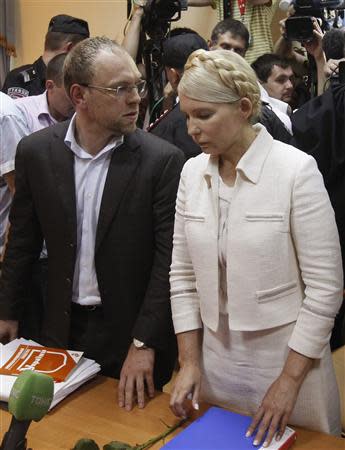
95, 132, 141, 252
50, 122, 77, 241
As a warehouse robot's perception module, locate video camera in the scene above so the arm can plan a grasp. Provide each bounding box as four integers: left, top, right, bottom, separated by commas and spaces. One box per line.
141, 0, 182, 40
133, 0, 183, 121
285, 0, 345, 41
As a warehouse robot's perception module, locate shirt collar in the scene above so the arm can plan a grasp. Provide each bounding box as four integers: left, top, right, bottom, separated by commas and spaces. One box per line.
259, 85, 290, 116
36, 91, 57, 125
203, 124, 274, 186
64, 114, 124, 159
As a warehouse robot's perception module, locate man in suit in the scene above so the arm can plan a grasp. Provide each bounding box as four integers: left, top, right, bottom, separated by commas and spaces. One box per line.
0, 36, 184, 410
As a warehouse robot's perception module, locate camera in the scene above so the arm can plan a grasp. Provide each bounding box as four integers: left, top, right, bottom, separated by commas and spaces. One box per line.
285, 16, 315, 41
141, 0, 182, 39
285, 0, 345, 41
135, 0, 183, 121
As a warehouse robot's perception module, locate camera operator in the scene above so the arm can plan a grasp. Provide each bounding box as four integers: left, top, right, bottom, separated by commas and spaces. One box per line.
148, 30, 208, 158
275, 16, 326, 102
122, 0, 216, 61
122, 1, 146, 62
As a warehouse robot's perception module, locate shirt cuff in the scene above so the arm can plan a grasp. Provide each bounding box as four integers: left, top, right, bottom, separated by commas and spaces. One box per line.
0, 160, 15, 176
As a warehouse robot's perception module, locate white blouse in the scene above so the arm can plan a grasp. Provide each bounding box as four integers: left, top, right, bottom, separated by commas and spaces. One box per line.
218, 176, 234, 314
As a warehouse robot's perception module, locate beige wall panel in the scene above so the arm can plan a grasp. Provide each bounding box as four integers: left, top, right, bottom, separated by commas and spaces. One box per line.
174, 7, 218, 41
14, 1, 217, 68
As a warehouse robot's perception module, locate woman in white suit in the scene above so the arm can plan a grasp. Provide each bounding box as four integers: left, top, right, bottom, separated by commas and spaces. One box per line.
169, 49, 343, 447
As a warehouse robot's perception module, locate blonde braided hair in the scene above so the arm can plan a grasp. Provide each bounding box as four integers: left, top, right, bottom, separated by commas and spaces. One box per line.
178, 49, 261, 120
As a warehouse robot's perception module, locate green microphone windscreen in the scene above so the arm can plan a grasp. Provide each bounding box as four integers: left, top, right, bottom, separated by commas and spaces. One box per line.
8, 370, 54, 422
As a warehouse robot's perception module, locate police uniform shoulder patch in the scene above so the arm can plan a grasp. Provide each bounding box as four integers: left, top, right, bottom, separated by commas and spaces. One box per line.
7, 87, 30, 99
20, 67, 37, 83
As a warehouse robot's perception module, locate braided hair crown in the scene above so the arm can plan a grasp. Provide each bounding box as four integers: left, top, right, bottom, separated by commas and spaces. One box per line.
178, 49, 261, 119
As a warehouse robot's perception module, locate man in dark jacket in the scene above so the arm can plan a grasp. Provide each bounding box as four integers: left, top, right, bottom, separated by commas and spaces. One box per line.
150, 23, 292, 150
0, 36, 184, 410
149, 30, 208, 158
291, 83, 345, 350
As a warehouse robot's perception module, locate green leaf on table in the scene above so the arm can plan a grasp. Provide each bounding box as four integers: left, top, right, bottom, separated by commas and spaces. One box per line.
72, 438, 100, 450
103, 441, 135, 449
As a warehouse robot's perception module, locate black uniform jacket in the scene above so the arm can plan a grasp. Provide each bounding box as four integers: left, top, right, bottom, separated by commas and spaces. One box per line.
260, 103, 292, 145
150, 103, 202, 160
0, 122, 185, 377
2, 56, 46, 98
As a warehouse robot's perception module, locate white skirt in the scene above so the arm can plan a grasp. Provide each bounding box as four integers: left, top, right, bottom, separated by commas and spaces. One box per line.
200, 314, 341, 435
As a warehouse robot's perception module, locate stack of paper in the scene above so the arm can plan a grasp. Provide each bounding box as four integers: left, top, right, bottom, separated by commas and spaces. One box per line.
0, 338, 101, 409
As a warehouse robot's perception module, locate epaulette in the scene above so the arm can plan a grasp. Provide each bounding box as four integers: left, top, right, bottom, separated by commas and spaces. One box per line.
19, 66, 38, 84
6, 67, 39, 98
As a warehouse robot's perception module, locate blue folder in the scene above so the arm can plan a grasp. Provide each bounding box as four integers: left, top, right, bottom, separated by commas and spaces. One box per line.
162, 406, 296, 450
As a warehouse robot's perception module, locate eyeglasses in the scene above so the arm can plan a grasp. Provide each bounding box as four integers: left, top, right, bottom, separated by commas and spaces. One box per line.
80, 80, 147, 98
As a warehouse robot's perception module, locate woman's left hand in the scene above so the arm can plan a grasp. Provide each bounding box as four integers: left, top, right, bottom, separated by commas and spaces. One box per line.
246, 373, 300, 447
247, 349, 313, 447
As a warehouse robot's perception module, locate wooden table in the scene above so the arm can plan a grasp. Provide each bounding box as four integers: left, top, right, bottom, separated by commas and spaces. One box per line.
0, 376, 344, 449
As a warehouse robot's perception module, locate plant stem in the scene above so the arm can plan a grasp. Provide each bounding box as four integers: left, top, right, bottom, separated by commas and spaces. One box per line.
135, 418, 188, 450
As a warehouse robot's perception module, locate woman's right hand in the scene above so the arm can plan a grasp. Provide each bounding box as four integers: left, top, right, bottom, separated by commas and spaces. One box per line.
170, 363, 202, 418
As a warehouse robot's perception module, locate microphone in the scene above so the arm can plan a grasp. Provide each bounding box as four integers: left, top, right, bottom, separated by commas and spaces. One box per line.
0, 370, 54, 450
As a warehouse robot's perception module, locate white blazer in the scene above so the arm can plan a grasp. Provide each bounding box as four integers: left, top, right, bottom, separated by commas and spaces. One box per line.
170, 125, 343, 359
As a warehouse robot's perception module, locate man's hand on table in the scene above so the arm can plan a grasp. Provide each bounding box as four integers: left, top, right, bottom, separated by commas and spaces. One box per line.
0, 319, 18, 343
118, 343, 155, 411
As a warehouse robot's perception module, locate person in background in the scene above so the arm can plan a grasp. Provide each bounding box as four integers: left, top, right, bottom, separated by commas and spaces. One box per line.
122, 0, 215, 62
252, 53, 294, 134
252, 53, 295, 104
291, 71, 345, 352
209, 18, 292, 142
208, 17, 249, 57
15, 53, 74, 131
169, 49, 342, 447
149, 30, 208, 159
0, 93, 28, 260
2, 53, 74, 341
2, 14, 89, 99
274, 17, 325, 102
197, 0, 278, 62
232, 0, 278, 63
0, 36, 184, 411
321, 28, 345, 85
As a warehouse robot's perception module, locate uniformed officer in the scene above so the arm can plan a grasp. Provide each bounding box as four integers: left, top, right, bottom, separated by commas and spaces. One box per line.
2, 14, 89, 99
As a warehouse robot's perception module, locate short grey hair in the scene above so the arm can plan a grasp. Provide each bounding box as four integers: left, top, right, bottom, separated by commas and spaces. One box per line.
63, 36, 128, 96
178, 49, 261, 120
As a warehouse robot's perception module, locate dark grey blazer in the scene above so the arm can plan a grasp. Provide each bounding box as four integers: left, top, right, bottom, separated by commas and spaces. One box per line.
0, 121, 185, 383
